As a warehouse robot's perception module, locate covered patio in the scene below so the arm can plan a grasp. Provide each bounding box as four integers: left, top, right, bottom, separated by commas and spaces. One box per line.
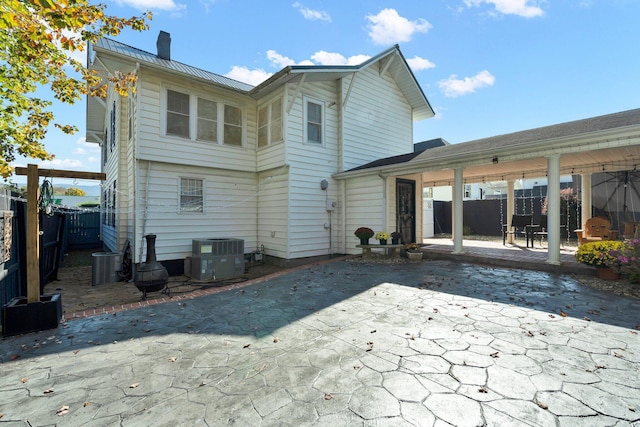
336, 108, 640, 266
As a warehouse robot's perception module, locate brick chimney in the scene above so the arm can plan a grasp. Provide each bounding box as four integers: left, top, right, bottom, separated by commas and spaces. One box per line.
156, 31, 171, 60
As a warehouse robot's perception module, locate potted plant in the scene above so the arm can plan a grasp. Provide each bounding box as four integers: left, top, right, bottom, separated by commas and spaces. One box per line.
391, 231, 402, 245
404, 243, 423, 261
610, 239, 640, 283
354, 227, 375, 245
375, 231, 390, 245
575, 240, 626, 280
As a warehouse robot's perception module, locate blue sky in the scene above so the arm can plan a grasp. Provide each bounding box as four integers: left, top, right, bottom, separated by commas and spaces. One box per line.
12, 0, 640, 186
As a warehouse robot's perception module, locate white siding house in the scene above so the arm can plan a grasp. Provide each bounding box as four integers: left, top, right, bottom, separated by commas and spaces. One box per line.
86, 32, 434, 269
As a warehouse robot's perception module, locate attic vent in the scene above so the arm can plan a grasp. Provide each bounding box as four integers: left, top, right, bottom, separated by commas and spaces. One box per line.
156, 31, 171, 60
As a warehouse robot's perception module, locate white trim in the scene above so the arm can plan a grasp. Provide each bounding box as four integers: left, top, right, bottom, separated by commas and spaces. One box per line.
161, 84, 247, 148
303, 95, 324, 145
178, 176, 205, 214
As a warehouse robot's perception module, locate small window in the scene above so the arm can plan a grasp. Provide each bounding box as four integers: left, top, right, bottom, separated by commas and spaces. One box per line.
258, 97, 283, 148
167, 89, 190, 138
223, 104, 242, 146
197, 97, 217, 142
305, 99, 323, 144
180, 178, 203, 213
110, 101, 116, 151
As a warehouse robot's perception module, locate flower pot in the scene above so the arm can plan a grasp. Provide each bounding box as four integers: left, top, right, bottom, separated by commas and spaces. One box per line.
391, 238, 399, 245
2, 294, 62, 337
359, 238, 370, 245
379, 239, 387, 245
596, 267, 620, 281
407, 252, 422, 261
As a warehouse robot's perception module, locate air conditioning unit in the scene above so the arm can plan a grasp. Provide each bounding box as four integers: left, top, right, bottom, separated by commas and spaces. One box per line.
186, 238, 245, 280
192, 238, 244, 256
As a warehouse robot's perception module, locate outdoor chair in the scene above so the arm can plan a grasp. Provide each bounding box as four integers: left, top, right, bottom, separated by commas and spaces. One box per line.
575, 217, 618, 244
502, 214, 532, 245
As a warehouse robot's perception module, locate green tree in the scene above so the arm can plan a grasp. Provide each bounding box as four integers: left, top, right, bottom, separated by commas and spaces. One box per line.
65, 187, 86, 196
0, 0, 151, 178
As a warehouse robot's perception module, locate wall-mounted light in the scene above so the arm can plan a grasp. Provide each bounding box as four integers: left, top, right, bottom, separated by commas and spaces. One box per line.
492, 156, 499, 164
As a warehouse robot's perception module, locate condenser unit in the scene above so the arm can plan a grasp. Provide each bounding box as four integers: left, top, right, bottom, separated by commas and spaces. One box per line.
185, 238, 245, 281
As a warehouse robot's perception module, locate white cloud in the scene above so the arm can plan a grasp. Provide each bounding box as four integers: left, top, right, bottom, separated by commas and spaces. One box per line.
40, 158, 85, 169
463, 0, 544, 17
292, 2, 332, 22
113, 0, 186, 11
438, 70, 495, 97
225, 66, 272, 86
366, 9, 432, 45
406, 56, 436, 71
267, 50, 297, 68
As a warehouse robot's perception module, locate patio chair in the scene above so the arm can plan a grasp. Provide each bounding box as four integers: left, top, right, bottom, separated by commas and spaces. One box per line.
575, 217, 618, 244
502, 214, 532, 245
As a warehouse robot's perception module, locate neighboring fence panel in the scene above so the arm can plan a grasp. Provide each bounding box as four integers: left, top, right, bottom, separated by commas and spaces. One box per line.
40, 211, 67, 290
65, 211, 101, 250
0, 192, 22, 322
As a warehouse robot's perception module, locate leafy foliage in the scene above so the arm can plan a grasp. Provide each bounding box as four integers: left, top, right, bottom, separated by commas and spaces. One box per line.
65, 187, 86, 196
354, 227, 374, 239
0, 0, 151, 177
575, 240, 625, 267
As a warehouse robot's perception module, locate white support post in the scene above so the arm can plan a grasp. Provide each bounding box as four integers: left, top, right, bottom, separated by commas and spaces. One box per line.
547, 154, 561, 265
507, 180, 515, 244
453, 167, 464, 254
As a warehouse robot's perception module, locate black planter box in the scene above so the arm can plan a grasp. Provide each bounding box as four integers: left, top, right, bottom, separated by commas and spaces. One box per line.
1, 294, 62, 337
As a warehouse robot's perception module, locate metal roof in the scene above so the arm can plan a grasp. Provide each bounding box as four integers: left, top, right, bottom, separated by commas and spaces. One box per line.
93, 38, 254, 92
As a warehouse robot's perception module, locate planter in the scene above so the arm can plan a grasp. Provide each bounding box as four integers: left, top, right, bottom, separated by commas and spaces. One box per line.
596, 267, 620, 281
407, 252, 423, 261
379, 239, 387, 245
2, 294, 62, 337
391, 238, 400, 245
359, 238, 370, 245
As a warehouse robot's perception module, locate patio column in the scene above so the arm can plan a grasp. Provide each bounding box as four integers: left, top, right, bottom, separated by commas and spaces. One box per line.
506, 180, 515, 243
453, 167, 463, 254
580, 173, 592, 229
547, 154, 561, 265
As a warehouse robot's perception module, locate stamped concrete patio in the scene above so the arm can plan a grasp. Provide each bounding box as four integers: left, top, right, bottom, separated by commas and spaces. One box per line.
1, 254, 639, 426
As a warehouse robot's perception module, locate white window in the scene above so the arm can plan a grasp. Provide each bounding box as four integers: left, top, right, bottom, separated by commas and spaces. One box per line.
258, 97, 283, 148
224, 104, 242, 146
165, 88, 244, 146
167, 89, 190, 138
197, 97, 217, 142
305, 97, 323, 144
180, 178, 204, 213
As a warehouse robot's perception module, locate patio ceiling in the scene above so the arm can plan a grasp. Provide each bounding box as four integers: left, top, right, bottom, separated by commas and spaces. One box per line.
336, 108, 640, 187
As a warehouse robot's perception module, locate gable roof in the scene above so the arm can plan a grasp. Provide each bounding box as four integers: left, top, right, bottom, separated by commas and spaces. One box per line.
250, 45, 434, 121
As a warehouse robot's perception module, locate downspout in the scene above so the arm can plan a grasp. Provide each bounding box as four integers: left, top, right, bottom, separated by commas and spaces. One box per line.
379, 172, 387, 230
132, 62, 141, 264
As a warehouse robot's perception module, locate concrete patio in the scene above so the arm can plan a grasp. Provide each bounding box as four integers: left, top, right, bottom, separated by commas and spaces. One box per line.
1, 254, 639, 426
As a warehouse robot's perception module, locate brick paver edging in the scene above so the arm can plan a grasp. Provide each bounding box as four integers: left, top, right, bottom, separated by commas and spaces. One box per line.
62, 255, 356, 322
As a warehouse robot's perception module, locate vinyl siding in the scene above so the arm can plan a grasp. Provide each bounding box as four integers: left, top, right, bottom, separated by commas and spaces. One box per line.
136, 70, 257, 173
344, 176, 386, 254
133, 162, 258, 262
257, 168, 289, 259
342, 67, 414, 171
101, 89, 121, 253
285, 81, 341, 258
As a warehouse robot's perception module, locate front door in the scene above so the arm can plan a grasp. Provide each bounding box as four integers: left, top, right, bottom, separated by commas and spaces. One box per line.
396, 179, 416, 244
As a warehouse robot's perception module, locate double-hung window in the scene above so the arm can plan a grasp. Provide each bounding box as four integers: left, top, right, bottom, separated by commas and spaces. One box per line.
166, 89, 190, 138
197, 97, 217, 142
305, 97, 323, 144
166, 88, 243, 146
258, 96, 283, 148
180, 177, 204, 213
